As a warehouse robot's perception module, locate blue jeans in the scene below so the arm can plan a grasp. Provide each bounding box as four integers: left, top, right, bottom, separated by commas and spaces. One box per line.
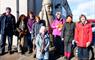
0, 33, 13, 53
78, 47, 89, 60
26, 33, 32, 50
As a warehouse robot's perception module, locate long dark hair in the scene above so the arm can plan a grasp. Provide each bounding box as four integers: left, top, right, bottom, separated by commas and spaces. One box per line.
27, 11, 35, 19
16, 14, 26, 27
66, 15, 73, 19
18, 14, 26, 21
79, 14, 87, 23
66, 15, 73, 23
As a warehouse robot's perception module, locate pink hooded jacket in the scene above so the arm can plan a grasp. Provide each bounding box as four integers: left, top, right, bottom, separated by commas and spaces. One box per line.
51, 18, 65, 36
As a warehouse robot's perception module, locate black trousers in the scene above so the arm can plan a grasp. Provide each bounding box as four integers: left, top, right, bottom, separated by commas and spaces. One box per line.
53, 35, 64, 54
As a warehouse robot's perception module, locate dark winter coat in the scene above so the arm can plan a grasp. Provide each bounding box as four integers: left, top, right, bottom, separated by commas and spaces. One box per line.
0, 13, 16, 35
61, 22, 75, 43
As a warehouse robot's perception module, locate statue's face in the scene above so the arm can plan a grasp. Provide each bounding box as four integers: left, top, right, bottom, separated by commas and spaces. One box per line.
45, 4, 52, 14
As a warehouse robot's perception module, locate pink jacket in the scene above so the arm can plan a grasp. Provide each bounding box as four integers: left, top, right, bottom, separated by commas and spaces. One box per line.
51, 18, 65, 36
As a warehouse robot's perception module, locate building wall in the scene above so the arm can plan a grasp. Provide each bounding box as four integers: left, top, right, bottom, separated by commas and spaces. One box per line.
19, 0, 28, 16
28, 0, 34, 12
0, 0, 17, 19
0, 0, 29, 46
0, 0, 33, 20
0, 0, 43, 46
0, 0, 43, 19
35, 0, 42, 15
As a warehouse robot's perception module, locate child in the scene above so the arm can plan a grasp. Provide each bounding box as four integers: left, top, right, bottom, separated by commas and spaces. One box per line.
36, 26, 50, 60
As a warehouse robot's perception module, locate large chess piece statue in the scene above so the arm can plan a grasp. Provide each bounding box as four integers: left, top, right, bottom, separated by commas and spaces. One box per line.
39, 0, 53, 28
39, 0, 54, 47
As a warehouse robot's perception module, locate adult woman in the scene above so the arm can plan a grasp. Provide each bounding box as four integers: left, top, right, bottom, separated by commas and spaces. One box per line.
27, 11, 35, 53
51, 12, 65, 55
75, 14, 92, 60
61, 15, 75, 60
16, 14, 27, 54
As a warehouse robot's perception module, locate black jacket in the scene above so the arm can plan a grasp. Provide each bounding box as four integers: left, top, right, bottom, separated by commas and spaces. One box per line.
16, 19, 28, 36
0, 13, 16, 34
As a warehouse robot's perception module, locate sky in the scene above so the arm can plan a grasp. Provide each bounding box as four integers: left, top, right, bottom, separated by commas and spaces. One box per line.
67, 0, 95, 22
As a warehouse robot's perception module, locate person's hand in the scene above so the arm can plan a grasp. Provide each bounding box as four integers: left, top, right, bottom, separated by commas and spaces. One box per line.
33, 49, 35, 52
58, 28, 62, 31
17, 28, 21, 33
40, 48, 45, 54
62, 38, 64, 41
40, 48, 43, 52
0, 34, 1, 39
56, 25, 59, 28
19, 32, 23, 36
75, 41, 78, 44
86, 42, 91, 47
30, 31, 32, 34
72, 40, 75, 45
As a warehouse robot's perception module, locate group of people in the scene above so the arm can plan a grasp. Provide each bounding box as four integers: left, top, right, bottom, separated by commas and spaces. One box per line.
0, 7, 93, 60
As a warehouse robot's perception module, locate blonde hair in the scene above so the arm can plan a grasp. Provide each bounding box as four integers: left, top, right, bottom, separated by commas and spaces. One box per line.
56, 12, 61, 16
35, 16, 40, 20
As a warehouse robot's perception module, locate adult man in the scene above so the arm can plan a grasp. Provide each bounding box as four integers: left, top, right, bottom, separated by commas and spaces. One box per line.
0, 7, 16, 55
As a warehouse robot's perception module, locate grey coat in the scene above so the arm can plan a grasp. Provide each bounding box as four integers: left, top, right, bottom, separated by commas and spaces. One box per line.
36, 32, 50, 59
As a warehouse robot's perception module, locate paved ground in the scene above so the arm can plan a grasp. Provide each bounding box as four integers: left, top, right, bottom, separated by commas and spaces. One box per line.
0, 46, 95, 60
0, 52, 76, 60
0, 36, 95, 60
0, 46, 77, 60
0, 53, 35, 60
